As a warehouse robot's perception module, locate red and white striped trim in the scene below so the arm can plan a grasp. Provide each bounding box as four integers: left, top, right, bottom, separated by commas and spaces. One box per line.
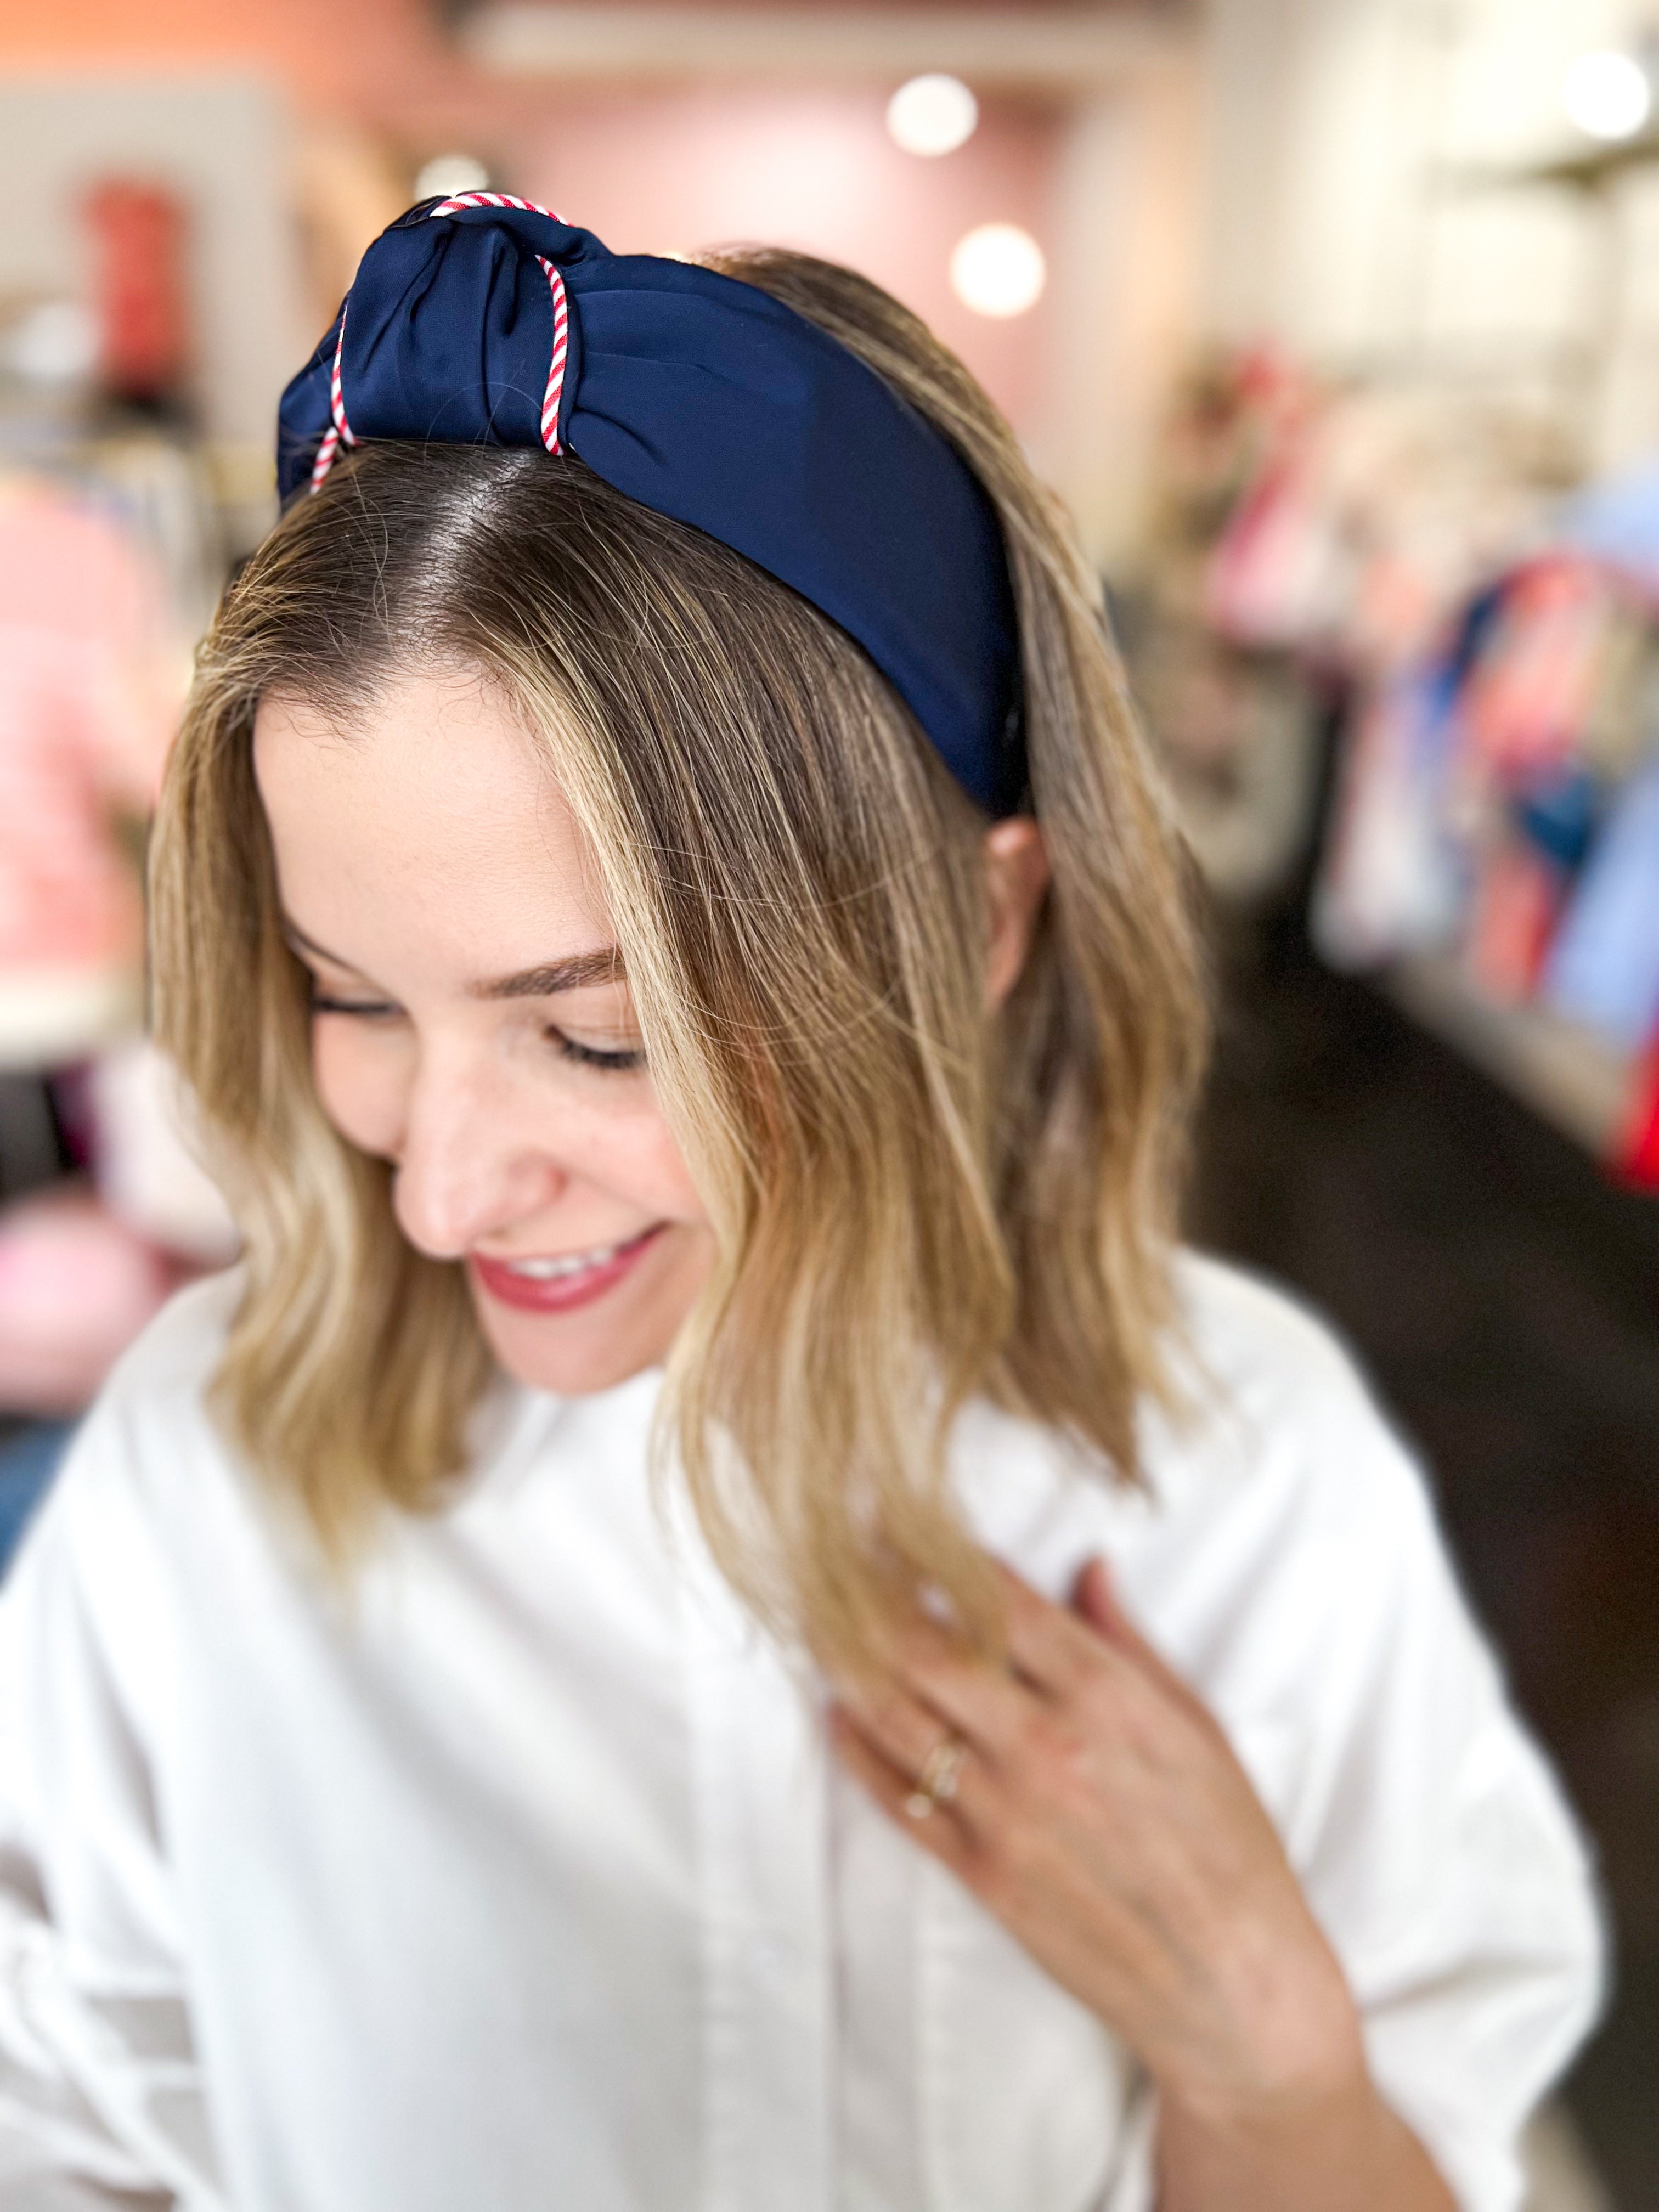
310, 195, 573, 492
534, 255, 569, 454
308, 303, 357, 492
308, 424, 342, 492
431, 194, 571, 456
427, 191, 568, 222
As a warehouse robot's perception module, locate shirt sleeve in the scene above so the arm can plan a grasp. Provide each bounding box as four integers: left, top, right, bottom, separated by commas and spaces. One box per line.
0, 1444, 225, 2210
1267, 1365, 1606, 2212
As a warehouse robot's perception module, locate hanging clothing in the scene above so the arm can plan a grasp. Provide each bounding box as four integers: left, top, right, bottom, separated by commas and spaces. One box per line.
0, 475, 180, 1067
0, 1255, 1600, 2212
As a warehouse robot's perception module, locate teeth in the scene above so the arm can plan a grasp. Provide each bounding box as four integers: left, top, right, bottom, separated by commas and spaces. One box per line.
504, 1242, 623, 1280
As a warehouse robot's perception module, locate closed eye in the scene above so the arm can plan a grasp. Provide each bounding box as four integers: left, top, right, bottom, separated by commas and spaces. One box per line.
309, 992, 402, 1019
311, 996, 642, 1074
548, 1029, 648, 1074
307, 980, 644, 1073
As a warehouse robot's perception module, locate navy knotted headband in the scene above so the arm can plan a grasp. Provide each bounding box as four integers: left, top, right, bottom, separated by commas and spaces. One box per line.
276, 193, 1024, 816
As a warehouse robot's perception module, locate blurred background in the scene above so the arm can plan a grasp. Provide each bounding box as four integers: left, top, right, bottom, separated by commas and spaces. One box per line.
0, 2, 1652, 2203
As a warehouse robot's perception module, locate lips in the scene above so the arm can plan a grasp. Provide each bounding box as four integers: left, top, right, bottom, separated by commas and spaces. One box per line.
469, 1224, 667, 1315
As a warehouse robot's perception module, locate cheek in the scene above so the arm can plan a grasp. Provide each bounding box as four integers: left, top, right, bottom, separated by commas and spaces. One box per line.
582, 1094, 708, 1223
311, 1025, 407, 1159
310, 1024, 709, 1227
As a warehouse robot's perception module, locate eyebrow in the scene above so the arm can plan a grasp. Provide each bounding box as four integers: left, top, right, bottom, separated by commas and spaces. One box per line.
280, 918, 625, 1000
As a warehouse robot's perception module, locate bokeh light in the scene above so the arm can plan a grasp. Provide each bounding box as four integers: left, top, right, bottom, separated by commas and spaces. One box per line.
885, 75, 978, 159
1562, 50, 1652, 142
415, 152, 492, 201
948, 222, 1046, 319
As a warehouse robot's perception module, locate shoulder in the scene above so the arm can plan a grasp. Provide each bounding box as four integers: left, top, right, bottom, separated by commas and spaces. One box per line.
96, 1264, 245, 1409
958, 1251, 1434, 1587
1171, 1248, 1364, 1398
1128, 1261, 1517, 1849
959, 1252, 1450, 1685
1169, 1248, 1393, 1448
30, 1268, 248, 1567
1155, 1261, 1602, 2177
1110, 1255, 1493, 1749
1151, 1250, 1437, 1555
0, 1269, 256, 1726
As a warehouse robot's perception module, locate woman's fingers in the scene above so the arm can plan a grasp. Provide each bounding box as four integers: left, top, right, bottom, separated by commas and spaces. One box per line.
1071, 1556, 1222, 1737
838, 1556, 1203, 1826
833, 1548, 1357, 2128
996, 1561, 1111, 1698
885, 1618, 1037, 1757
1073, 1554, 1162, 1664
877, 1563, 1130, 1759
826, 1709, 979, 1882
828, 1672, 990, 1825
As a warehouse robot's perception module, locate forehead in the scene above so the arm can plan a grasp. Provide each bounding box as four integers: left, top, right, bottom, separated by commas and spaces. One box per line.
252, 665, 611, 979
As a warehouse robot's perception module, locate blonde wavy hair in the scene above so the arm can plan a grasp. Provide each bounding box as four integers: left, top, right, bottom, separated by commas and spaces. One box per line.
150, 249, 1207, 1665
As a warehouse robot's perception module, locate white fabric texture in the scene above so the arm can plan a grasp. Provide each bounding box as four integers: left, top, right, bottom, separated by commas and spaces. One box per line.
0, 1255, 1603, 2211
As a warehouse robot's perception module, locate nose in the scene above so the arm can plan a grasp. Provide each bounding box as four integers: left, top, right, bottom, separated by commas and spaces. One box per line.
390, 1043, 566, 1260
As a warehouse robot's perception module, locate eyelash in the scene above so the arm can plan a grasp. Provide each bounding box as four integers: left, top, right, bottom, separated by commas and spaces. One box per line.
307, 995, 647, 1074
555, 1034, 648, 1074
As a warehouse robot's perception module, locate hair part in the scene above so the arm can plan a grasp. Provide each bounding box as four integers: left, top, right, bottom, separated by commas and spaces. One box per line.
149, 247, 1209, 1666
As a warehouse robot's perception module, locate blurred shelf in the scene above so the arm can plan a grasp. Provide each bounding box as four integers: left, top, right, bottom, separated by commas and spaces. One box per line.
0, 970, 142, 1073
461, 3, 1188, 84
1380, 952, 1636, 1160
1452, 132, 1659, 196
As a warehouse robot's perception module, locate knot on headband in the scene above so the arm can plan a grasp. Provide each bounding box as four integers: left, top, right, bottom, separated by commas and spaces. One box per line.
278, 194, 1023, 815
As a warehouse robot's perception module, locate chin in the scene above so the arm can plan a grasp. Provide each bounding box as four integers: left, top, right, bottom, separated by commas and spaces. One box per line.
476, 1299, 672, 1395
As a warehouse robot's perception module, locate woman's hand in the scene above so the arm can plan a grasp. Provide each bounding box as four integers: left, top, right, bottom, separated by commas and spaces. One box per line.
828, 1559, 1456, 2212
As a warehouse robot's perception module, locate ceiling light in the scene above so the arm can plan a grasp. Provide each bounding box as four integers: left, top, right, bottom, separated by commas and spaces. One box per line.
415, 153, 492, 201
1563, 50, 1651, 141
949, 223, 1046, 319
887, 75, 978, 159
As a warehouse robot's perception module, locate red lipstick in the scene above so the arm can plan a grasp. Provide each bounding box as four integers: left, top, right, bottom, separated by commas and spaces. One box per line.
468, 1224, 666, 1315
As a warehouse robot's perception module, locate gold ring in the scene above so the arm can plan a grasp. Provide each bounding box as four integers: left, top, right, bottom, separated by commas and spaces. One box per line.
904, 1733, 966, 1820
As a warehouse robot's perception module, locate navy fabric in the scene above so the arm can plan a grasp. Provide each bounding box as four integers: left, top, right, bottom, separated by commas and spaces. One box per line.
278, 200, 1024, 815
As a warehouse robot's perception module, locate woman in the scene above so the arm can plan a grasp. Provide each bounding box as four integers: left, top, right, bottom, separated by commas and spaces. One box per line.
0, 199, 1599, 2211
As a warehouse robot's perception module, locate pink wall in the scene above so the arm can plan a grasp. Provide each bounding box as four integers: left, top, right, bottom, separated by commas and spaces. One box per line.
0, 0, 510, 142
522, 87, 1058, 426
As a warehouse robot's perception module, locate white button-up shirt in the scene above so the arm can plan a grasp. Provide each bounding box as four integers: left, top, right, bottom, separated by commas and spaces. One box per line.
0, 1256, 1600, 2211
